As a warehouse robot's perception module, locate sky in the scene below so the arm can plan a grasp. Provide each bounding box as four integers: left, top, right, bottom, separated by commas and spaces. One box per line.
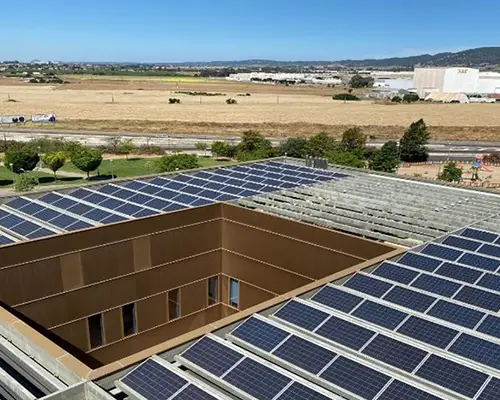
2, 0, 499, 62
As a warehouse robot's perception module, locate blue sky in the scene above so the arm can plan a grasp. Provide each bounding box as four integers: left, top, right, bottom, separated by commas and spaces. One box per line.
2, 0, 498, 62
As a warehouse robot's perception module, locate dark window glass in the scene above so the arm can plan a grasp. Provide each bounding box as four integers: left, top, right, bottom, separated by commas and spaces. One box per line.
169, 289, 180, 320
208, 276, 219, 305
122, 303, 136, 337
230, 279, 239, 308
88, 314, 103, 349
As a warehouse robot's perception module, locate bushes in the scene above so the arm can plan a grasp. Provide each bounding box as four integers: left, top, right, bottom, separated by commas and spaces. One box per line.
391, 96, 402, 103
4, 150, 40, 174
438, 162, 463, 183
211, 141, 237, 158
332, 93, 360, 101
403, 93, 420, 103
168, 98, 181, 104
226, 98, 237, 104
14, 174, 38, 192
154, 154, 199, 173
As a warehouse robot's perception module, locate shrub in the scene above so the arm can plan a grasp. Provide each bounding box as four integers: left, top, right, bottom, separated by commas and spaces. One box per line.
279, 137, 308, 158
392, 96, 402, 103
4, 150, 40, 174
168, 98, 181, 104
332, 93, 360, 101
154, 154, 199, 172
403, 93, 420, 103
226, 98, 237, 104
305, 133, 338, 157
211, 141, 237, 158
14, 174, 38, 192
484, 152, 500, 164
136, 144, 164, 155
327, 151, 365, 168
438, 162, 463, 183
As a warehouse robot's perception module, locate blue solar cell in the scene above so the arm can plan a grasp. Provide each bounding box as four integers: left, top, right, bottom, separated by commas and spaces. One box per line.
12, 221, 42, 236
263, 179, 283, 187
396, 252, 442, 272
164, 204, 186, 212
97, 185, 121, 195
427, 300, 484, 329
52, 197, 77, 209
241, 182, 265, 191
192, 171, 213, 179
458, 253, 500, 272
273, 335, 336, 374
377, 380, 442, 400
197, 190, 222, 200
101, 214, 127, 224
298, 178, 315, 185
133, 209, 158, 218
477, 315, 500, 339
223, 357, 292, 400
443, 235, 482, 251
263, 172, 283, 180
38, 193, 62, 204
311, 286, 363, 313
100, 198, 125, 210
435, 262, 483, 284
231, 166, 251, 173
231, 317, 289, 352
171, 385, 218, 400
116, 203, 143, 215
478, 243, 500, 259
209, 174, 229, 183
148, 177, 169, 186
449, 334, 500, 370
373, 262, 419, 284
362, 334, 428, 372
0, 235, 14, 245
84, 209, 113, 222
416, 354, 488, 398
461, 228, 498, 243
477, 377, 500, 400
84, 193, 108, 204
320, 356, 391, 400
127, 193, 155, 205
66, 221, 92, 231
278, 182, 298, 189
18, 202, 45, 215
279, 382, 331, 400
0, 214, 24, 228
477, 274, 500, 292
454, 286, 500, 312
191, 198, 213, 207
26, 228, 54, 239
180, 185, 204, 195
69, 189, 92, 199
124, 181, 146, 190
228, 172, 247, 180
204, 182, 225, 191
225, 178, 246, 187
245, 174, 266, 183
140, 185, 163, 195
421, 244, 463, 261
220, 186, 244, 195
155, 188, 181, 199
182, 337, 243, 377
383, 286, 436, 312
274, 300, 329, 331
172, 194, 198, 205
50, 214, 78, 228
188, 178, 209, 187
7, 197, 31, 209
279, 175, 301, 183
239, 190, 260, 197
215, 194, 238, 201
0, 210, 9, 219
259, 186, 279, 193
410, 274, 461, 297
214, 168, 232, 176
299, 173, 316, 180
343, 274, 393, 298
34, 208, 60, 221
66, 203, 93, 215
173, 174, 193, 183
315, 315, 375, 350
121, 359, 187, 400
144, 198, 171, 210
397, 316, 459, 348
352, 301, 408, 330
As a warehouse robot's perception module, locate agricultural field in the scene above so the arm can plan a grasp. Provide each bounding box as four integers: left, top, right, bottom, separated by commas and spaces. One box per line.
0, 77, 499, 140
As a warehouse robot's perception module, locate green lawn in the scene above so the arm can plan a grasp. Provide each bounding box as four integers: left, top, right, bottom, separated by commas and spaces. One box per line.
0, 167, 85, 188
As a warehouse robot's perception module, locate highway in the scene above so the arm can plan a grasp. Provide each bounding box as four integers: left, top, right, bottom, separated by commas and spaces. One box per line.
1, 128, 499, 162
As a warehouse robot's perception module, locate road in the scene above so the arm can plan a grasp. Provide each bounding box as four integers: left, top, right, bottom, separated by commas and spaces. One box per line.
1, 128, 499, 162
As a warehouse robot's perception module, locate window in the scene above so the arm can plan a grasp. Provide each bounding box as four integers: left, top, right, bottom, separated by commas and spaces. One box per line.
208, 276, 219, 305
168, 289, 180, 320
122, 303, 136, 337
229, 279, 239, 308
88, 314, 103, 349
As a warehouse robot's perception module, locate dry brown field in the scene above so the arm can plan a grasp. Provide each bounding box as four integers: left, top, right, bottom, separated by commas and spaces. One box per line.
0, 77, 499, 140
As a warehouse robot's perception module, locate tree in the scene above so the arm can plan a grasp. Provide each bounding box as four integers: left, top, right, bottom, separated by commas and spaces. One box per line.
400, 119, 431, 162
438, 162, 463, 183
211, 141, 237, 158
155, 154, 199, 173
403, 93, 420, 103
349, 74, 374, 88
4, 150, 40, 174
119, 139, 135, 159
341, 127, 366, 152
106, 136, 122, 154
71, 148, 103, 179
327, 151, 365, 168
237, 131, 272, 153
42, 151, 66, 179
369, 141, 400, 173
305, 133, 338, 157
279, 137, 308, 158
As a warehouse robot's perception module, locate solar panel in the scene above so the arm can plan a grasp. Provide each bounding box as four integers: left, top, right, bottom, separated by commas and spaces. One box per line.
420, 244, 463, 261
477, 315, 500, 339
361, 334, 428, 372
12, 221, 42, 236
172, 194, 198, 205
134, 209, 158, 218
343, 274, 393, 297
319, 356, 391, 400
52, 197, 78, 209
376, 380, 441, 400
410, 274, 461, 297
0, 214, 25, 228
121, 359, 187, 399
442, 235, 482, 251
477, 377, 500, 400
7, 197, 31, 209
180, 185, 204, 195
101, 214, 127, 224
352, 300, 408, 330
223, 358, 292, 400
231, 317, 290, 352
220, 186, 243, 195
66, 203, 93, 215
478, 243, 500, 259
0, 235, 14, 245
383, 286, 436, 312
198, 190, 222, 200
435, 262, 483, 284
69, 188, 92, 199
278, 382, 331, 400
19, 202, 45, 215
140, 184, 163, 195
50, 214, 78, 228
274, 301, 329, 331
171, 385, 219, 400
396, 252, 442, 272
427, 300, 484, 329
314, 315, 376, 350
127, 193, 155, 205
84, 209, 113, 222
216, 194, 238, 201
115, 203, 143, 215
38, 192, 61, 204
145, 198, 171, 210
181, 337, 243, 377
26, 228, 54, 239
97, 185, 121, 195
310, 286, 363, 313
372, 262, 419, 285
477, 274, 500, 292
415, 354, 488, 398
66, 221, 92, 231
124, 181, 146, 190
34, 208, 60, 221
458, 253, 500, 272
272, 335, 336, 374
461, 228, 498, 243
84, 193, 109, 204
191, 198, 213, 207
449, 334, 500, 370
397, 316, 459, 348
99, 198, 124, 210
454, 286, 500, 312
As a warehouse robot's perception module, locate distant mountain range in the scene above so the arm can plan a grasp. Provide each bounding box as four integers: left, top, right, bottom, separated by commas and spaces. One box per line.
167, 47, 500, 68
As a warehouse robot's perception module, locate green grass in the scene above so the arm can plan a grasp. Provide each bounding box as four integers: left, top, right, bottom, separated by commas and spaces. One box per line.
0, 167, 85, 188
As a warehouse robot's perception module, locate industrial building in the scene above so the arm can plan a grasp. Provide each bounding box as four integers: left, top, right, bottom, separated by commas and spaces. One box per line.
0, 159, 500, 400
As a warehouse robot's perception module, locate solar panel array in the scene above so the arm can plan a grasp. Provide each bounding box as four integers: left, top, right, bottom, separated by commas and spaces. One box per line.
0, 161, 346, 245
148, 226, 500, 400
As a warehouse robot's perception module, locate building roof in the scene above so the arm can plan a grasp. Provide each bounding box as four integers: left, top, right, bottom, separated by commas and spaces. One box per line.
114, 222, 500, 400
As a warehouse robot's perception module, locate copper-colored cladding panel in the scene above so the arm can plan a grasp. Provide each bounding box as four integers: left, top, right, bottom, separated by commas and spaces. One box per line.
0, 202, 396, 367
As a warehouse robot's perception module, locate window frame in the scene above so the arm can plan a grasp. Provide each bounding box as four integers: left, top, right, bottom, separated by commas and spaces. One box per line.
229, 278, 240, 309
168, 288, 181, 320
208, 275, 219, 306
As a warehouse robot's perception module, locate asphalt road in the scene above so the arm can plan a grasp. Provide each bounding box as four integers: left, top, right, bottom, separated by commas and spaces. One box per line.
1, 128, 499, 162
